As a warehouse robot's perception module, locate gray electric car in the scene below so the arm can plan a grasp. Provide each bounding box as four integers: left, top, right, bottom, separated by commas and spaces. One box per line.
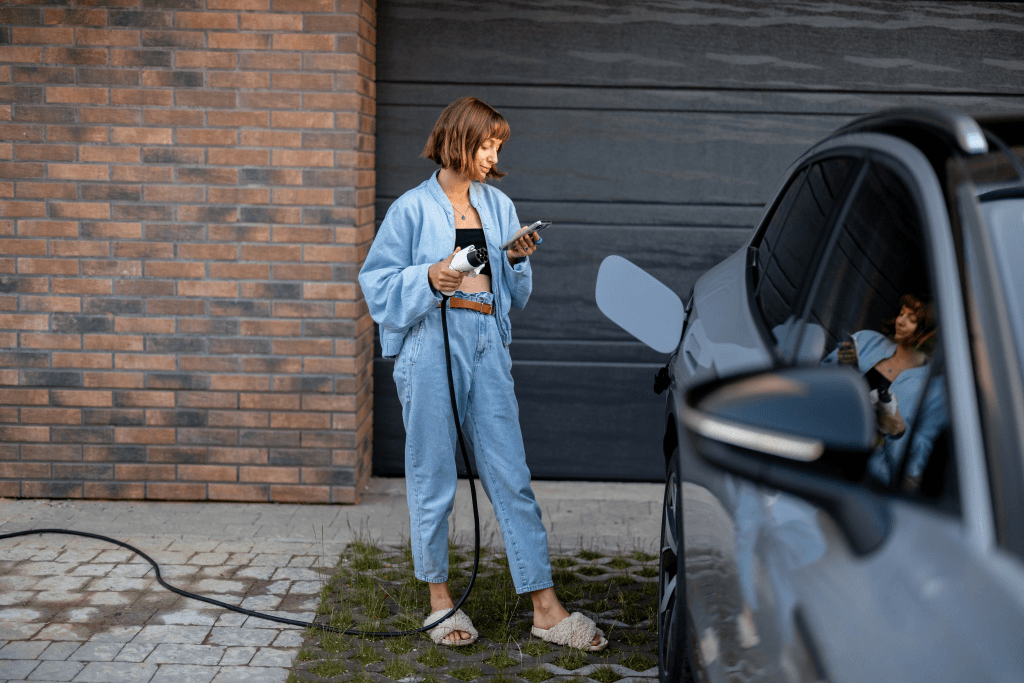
598, 108, 1024, 682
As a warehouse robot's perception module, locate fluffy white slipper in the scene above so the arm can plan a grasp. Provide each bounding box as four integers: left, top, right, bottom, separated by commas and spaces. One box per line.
424, 608, 479, 647
531, 612, 608, 652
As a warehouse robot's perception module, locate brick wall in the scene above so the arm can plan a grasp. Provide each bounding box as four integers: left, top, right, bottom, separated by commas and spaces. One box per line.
0, 0, 377, 504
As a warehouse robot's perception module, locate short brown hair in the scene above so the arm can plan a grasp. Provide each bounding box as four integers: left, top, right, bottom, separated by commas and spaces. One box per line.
886, 293, 937, 352
421, 97, 510, 180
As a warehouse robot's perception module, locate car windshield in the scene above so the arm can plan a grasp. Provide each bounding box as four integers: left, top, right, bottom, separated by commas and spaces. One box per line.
981, 197, 1024, 380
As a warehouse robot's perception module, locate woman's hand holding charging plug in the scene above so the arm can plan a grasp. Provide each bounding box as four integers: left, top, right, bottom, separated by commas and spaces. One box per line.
429, 247, 466, 294
507, 228, 542, 264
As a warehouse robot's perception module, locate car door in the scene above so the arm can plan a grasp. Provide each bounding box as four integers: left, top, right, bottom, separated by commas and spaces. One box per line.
676, 153, 862, 681
680, 139, 1011, 682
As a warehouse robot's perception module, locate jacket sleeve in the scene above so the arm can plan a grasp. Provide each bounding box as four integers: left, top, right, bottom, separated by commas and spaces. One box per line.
500, 199, 533, 310
358, 199, 442, 331
905, 375, 950, 480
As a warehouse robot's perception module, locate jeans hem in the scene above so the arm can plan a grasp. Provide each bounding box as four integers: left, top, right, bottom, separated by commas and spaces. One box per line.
514, 580, 554, 595
416, 571, 449, 584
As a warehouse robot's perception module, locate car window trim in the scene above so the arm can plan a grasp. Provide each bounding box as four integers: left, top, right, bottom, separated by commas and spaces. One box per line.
956, 183, 1024, 556
788, 159, 870, 365
746, 151, 867, 367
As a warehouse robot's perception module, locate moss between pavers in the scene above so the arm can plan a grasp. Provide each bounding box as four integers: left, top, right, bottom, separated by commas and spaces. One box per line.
287, 541, 659, 683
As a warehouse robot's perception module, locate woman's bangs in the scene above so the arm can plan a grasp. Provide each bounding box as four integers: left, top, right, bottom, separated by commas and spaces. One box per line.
488, 115, 510, 143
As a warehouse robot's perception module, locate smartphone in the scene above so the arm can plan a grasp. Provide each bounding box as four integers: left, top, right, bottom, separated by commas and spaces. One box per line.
498, 220, 552, 251
840, 330, 860, 367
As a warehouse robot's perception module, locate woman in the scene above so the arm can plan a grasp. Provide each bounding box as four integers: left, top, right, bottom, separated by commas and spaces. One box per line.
822, 294, 947, 488
358, 97, 606, 651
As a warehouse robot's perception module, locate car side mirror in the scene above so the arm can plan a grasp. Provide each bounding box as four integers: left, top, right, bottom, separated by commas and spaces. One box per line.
596, 255, 685, 354
684, 366, 892, 555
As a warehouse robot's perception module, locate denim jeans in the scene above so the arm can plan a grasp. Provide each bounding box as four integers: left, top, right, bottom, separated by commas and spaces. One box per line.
393, 291, 554, 594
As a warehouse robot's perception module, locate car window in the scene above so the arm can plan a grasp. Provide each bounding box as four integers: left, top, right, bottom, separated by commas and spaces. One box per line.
754, 157, 857, 354
805, 160, 956, 510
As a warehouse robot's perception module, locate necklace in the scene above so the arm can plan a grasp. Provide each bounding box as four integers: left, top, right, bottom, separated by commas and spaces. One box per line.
447, 194, 471, 221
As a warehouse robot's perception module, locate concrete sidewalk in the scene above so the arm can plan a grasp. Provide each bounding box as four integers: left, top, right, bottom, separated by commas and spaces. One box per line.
0, 477, 662, 683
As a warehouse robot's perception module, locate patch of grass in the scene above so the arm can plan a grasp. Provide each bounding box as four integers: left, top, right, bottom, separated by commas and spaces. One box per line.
329, 609, 355, 630
607, 556, 632, 570
639, 581, 659, 595
353, 642, 384, 666
317, 630, 350, 655
620, 652, 657, 671
453, 641, 488, 656
291, 543, 660, 683
620, 603, 649, 625
449, 665, 483, 681
484, 651, 518, 669
381, 659, 416, 680
521, 640, 552, 657
520, 667, 554, 682
590, 667, 624, 683
384, 635, 414, 655
631, 551, 657, 562
350, 539, 385, 557
621, 630, 651, 647
352, 554, 384, 571
554, 648, 589, 670
351, 582, 390, 620
417, 646, 448, 668
392, 613, 421, 631
635, 566, 658, 578
309, 659, 347, 677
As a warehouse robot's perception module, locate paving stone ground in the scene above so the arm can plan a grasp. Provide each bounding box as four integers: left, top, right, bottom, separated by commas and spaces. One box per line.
0, 478, 661, 683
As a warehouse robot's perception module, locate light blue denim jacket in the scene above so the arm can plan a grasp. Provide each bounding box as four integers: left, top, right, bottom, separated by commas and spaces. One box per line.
358, 171, 532, 358
822, 329, 948, 483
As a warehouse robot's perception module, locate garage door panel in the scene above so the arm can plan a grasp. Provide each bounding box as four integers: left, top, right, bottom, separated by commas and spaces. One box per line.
380, 83, 1024, 118
379, 0, 1024, 94
378, 105, 836, 205
373, 358, 667, 481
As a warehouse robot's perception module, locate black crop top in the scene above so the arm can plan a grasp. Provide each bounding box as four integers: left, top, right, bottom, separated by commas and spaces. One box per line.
864, 367, 892, 393
454, 228, 491, 278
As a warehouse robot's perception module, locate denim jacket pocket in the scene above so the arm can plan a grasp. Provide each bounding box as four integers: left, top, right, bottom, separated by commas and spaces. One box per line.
392, 320, 425, 395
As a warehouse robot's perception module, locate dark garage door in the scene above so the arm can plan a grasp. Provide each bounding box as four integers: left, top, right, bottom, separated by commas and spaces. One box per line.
371, 0, 1024, 481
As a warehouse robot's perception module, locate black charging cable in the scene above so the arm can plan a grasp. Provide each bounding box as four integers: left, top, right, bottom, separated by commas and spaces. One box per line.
0, 294, 483, 639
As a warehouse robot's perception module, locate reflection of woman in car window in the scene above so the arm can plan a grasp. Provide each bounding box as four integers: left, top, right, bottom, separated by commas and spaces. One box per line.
822, 294, 947, 488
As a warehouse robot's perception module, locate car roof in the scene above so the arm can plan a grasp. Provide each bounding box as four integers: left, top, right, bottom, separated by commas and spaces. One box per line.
825, 107, 1024, 195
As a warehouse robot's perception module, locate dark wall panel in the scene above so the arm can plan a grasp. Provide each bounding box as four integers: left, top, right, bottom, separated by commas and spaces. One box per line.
378, 1, 1024, 93
378, 105, 841, 205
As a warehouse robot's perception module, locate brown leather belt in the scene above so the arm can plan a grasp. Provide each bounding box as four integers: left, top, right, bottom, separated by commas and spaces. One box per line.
438, 297, 494, 315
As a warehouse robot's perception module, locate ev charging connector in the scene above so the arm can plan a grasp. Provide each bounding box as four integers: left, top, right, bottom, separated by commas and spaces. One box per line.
440, 245, 488, 296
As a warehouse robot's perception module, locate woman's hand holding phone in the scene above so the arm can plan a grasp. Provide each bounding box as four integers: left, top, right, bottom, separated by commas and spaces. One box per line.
506, 230, 541, 263
504, 220, 550, 263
